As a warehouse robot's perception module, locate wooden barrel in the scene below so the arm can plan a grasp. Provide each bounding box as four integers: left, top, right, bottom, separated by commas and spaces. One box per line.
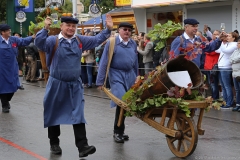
35, 28, 61, 81
38, 50, 49, 82
140, 55, 203, 101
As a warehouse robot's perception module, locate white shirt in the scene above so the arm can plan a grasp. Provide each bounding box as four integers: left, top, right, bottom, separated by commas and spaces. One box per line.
58, 32, 75, 43
118, 35, 130, 45
216, 42, 238, 68
183, 32, 197, 43
1, 36, 9, 44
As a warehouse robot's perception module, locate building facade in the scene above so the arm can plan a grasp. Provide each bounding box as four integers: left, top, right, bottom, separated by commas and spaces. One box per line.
132, 0, 240, 34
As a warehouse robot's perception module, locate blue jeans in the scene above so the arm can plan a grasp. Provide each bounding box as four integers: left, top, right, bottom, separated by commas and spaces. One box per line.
206, 71, 219, 100
219, 68, 233, 106
233, 77, 240, 105
86, 63, 93, 86
81, 63, 88, 84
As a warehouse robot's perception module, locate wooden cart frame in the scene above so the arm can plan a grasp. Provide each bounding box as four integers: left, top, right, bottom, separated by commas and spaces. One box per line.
104, 87, 208, 158
103, 37, 208, 158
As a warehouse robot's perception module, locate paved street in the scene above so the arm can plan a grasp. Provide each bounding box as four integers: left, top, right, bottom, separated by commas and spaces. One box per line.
0, 80, 240, 160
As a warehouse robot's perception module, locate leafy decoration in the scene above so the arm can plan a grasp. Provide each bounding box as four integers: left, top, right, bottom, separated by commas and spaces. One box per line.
148, 20, 183, 51
29, 20, 61, 34
29, 2, 72, 34
122, 67, 222, 117
122, 21, 222, 117
204, 96, 222, 112
122, 67, 193, 117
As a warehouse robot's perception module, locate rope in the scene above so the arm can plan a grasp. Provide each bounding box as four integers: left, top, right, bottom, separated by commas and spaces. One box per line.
156, 72, 170, 90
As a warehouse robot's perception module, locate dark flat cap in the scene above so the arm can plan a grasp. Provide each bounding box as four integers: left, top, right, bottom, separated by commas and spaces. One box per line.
184, 18, 199, 25
61, 17, 79, 24
118, 22, 133, 29
0, 24, 11, 31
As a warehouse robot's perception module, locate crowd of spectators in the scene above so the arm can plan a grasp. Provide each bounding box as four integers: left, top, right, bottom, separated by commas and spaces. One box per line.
11, 24, 240, 111
80, 24, 240, 112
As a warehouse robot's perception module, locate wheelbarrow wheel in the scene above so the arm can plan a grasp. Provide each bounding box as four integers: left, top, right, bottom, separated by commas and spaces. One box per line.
166, 113, 198, 158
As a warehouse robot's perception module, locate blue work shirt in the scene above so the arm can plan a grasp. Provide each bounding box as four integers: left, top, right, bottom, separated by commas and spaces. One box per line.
35, 29, 111, 127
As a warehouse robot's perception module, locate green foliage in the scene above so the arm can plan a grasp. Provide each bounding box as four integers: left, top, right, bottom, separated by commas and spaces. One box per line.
124, 92, 191, 118
29, 20, 61, 34
0, 0, 7, 23
99, 0, 115, 14
148, 20, 183, 51
29, 21, 37, 34
80, 0, 91, 13
62, 0, 73, 12
183, 90, 200, 100
29, 0, 72, 34
122, 68, 191, 117
35, 0, 45, 8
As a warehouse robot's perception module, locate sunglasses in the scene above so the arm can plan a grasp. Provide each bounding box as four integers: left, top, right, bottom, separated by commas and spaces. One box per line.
122, 28, 132, 32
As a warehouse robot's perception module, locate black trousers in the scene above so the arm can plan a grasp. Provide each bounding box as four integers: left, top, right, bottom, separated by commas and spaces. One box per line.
0, 93, 14, 108
48, 123, 88, 151
114, 106, 126, 134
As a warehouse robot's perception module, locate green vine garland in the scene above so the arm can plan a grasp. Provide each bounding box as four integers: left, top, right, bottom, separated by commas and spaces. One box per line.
122, 66, 222, 117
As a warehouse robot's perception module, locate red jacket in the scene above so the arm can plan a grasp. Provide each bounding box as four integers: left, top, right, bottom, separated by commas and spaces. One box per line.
204, 51, 219, 70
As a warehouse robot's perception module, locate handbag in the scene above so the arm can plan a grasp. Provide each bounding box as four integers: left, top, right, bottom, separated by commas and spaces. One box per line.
210, 53, 224, 76
236, 76, 240, 82
210, 64, 218, 76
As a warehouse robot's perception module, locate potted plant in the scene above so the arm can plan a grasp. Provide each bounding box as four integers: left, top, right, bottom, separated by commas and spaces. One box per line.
29, 7, 62, 35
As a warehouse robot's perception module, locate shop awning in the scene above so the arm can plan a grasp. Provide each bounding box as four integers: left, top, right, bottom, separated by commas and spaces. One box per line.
131, 0, 226, 8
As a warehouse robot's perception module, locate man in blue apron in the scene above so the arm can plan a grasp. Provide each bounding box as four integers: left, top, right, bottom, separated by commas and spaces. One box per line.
34, 15, 113, 158
96, 22, 138, 143
0, 24, 34, 113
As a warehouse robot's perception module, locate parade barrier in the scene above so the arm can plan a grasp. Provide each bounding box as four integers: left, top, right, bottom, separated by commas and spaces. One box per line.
102, 37, 209, 158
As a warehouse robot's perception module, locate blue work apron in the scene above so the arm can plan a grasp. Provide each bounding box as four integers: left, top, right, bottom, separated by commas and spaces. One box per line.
109, 43, 137, 107
43, 41, 86, 128
0, 44, 19, 94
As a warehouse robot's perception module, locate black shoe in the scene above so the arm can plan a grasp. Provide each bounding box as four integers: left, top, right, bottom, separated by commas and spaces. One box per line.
30, 80, 38, 83
50, 145, 62, 155
123, 134, 129, 140
18, 85, 24, 90
26, 79, 30, 82
2, 108, 9, 113
7, 103, 11, 109
113, 133, 124, 143
232, 106, 240, 111
86, 85, 92, 88
79, 145, 96, 158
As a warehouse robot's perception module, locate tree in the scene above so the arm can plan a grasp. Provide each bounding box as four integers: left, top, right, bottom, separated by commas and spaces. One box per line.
80, 0, 115, 14
35, 0, 45, 8
0, 0, 7, 23
62, 0, 72, 12
99, 0, 115, 14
